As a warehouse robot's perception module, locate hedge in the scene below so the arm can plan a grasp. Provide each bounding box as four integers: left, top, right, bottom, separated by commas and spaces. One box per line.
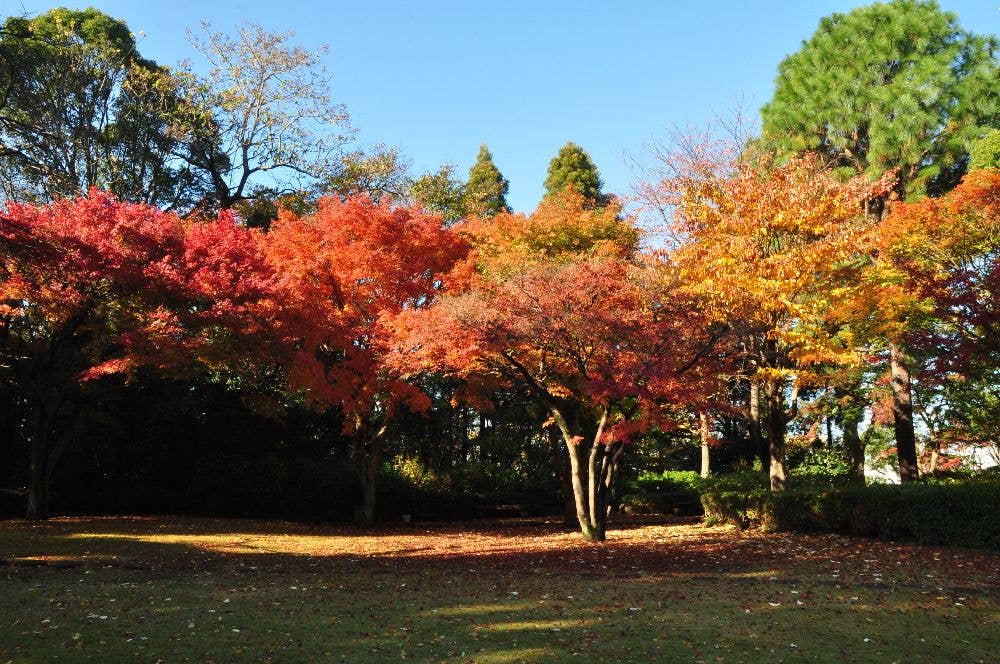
621, 470, 704, 516
701, 480, 1000, 549
3, 453, 562, 522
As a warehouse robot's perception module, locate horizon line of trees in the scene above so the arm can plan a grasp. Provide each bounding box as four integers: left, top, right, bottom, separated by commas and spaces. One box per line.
2, 1, 999, 543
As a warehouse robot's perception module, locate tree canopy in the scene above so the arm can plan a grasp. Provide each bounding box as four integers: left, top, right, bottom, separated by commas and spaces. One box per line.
543, 141, 606, 204
0, 8, 199, 208
761, 0, 999, 199
463, 145, 510, 218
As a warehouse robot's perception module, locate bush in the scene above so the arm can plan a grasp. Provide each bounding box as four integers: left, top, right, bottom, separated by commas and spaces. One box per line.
622, 470, 704, 515
789, 446, 851, 479
381, 457, 561, 519
701, 479, 1000, 549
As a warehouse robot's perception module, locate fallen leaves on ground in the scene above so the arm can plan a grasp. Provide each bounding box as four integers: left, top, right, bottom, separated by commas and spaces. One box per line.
1, 516, 997, 663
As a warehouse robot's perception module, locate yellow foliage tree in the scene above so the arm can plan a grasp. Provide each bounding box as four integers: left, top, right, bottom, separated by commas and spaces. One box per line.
657, 150, 892, 489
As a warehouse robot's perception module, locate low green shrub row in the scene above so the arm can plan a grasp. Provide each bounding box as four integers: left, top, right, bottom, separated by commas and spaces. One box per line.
620, 469, 847, 517
701, 480, 1000, 549
621, 470, 704, 516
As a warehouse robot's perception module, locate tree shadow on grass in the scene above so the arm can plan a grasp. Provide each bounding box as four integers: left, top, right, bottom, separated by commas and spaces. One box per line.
1, 516, 998, 662
2, 515, 998, 588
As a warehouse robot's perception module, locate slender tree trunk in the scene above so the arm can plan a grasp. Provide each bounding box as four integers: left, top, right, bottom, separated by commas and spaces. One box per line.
765, 380, 787, 491
548, 427, 575, 525
841, 409, 865, 482
699, 410, 711, 479
460, 406, 470, 462
565, 437, 594, 540
586, 409, 609, 541
26, 396, 60, 521
749, 381, 767, 472
603, 442, 625, 517
358, 447, 378, 526
479, 412, 488, 463
356, 426, 384, 527
889, 342, 919, 483
550, 406, 601, 541
27, 431, 50, 520
587, 443, 604, 539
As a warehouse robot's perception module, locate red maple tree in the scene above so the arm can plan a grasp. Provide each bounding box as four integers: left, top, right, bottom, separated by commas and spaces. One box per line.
267, 195, 468, 523
0, 191, 280, 518
392, 191, 722, 541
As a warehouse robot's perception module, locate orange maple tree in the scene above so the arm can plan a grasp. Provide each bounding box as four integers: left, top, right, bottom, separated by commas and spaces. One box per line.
843, 169, 1000, 477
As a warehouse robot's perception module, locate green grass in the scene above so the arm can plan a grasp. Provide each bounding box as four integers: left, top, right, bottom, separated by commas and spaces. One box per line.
1, 516, 997, 662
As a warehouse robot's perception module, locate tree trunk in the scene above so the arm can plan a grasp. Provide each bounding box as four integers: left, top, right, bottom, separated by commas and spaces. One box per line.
749, 381, 767, 472
460, 406, 470, 462
699, 410, 711, 479
564, 435, 595, 540
889, 342, 919, 483
586, 408, 610, 541
27, 431, 50, 520
841, 409, 865, 482
765, 380, 787, 491
479, 412, 489, 463
548, 427, 575, 526
26, 396, 61, 521
587, 443, 605, 540
356, 427, 382, 527
603, 443, 624, 518
549, 406, 611, 542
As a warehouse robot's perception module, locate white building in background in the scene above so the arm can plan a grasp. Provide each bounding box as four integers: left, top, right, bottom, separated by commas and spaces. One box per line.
865, 444, 999, 484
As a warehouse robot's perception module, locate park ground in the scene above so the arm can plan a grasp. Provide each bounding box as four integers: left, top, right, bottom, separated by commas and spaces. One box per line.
1, 516, 997, 663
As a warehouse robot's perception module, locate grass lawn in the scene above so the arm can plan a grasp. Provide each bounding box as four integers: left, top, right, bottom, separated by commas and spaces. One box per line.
1, 516, 997, 663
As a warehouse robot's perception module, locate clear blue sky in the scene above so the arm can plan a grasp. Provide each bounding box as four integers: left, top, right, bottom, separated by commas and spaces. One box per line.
10, 1, 999, 212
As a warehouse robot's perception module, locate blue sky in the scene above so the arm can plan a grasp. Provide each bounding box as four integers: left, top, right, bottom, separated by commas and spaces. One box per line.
10, 1, 999, 212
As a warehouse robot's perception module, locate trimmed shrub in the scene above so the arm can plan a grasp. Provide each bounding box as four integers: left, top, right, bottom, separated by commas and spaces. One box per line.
701, 480, 1000, 549
622, 470, 704, 515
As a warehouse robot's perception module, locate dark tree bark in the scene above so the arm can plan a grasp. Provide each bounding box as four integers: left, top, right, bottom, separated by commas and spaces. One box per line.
27, 429, 50, 520
889, 342, 919, 482
748, 381, 767, 472
841, 409, 865, 482
26, 393, 57, 520
548, 426, 575, 526
460, 406, 470, 462
355, 424, 386, 526
765, 380, 788, 491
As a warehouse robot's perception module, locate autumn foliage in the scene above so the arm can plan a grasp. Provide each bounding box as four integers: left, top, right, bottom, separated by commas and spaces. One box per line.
654, 149, 894, 489
391, 190, 723, 540
0, 191, 280, 518
266, 195, 468, 523
3, 161, 998, 537
872, 169, 1000, 368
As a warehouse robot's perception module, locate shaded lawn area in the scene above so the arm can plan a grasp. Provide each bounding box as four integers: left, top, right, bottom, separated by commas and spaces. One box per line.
1, 516, 997, 663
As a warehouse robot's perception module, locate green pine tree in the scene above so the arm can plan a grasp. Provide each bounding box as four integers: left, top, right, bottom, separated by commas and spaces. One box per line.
969, 129, 1000, 171
464, 144, 510, 217
543, 141, 605, 204
760, 0, 999, 199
